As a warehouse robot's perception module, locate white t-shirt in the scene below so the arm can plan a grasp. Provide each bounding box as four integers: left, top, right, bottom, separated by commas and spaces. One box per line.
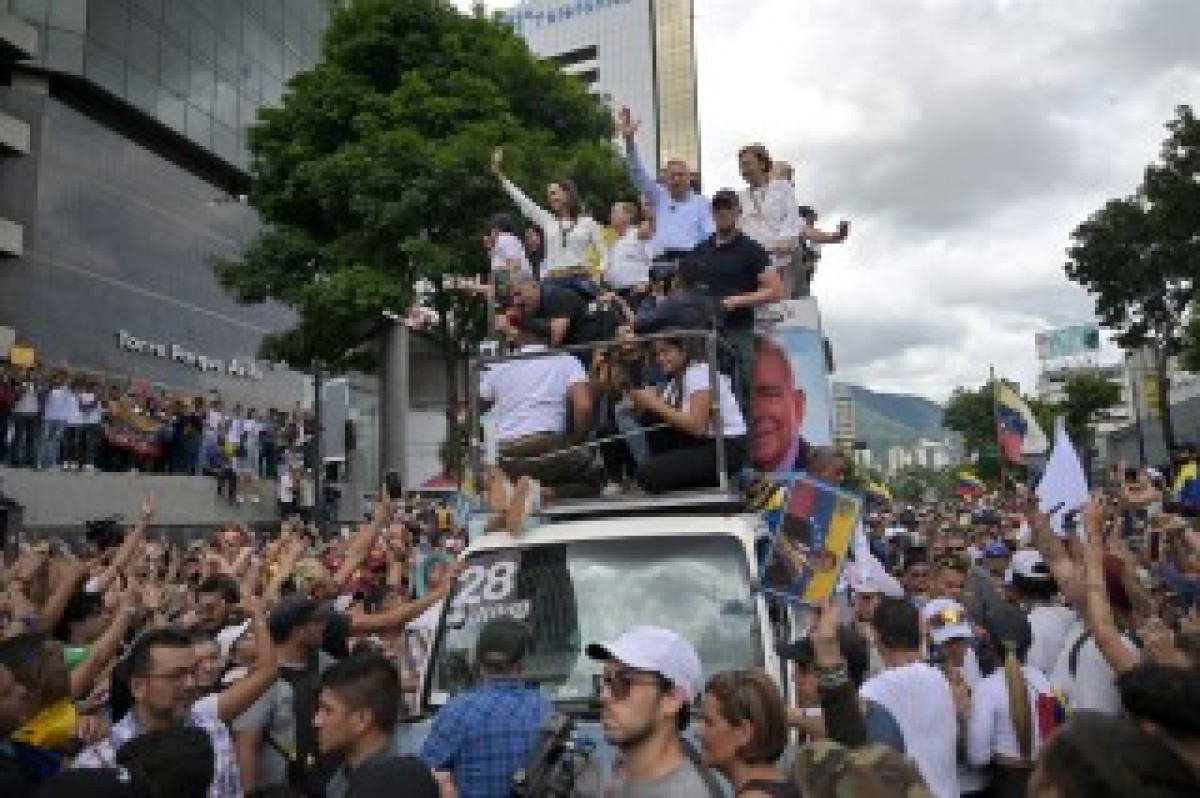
663, 362, 746, 438
490, 231, 531, 278
860, 662, 959, 798
77, 392, 103, 425
479, 345, 587, 442
967, 665, 1056, 766
604, 228, 652, 289
278, 472, 295, 504
739, 178, 802, 265
43, 387, 78, 423
1050, 622, 1139, 714
1026, 604, 1078, 676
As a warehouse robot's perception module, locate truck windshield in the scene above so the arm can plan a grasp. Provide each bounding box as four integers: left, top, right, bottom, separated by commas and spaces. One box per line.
426, 535, 762, 707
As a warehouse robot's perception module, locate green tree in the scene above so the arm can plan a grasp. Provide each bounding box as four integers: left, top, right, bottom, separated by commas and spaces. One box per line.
1059, 372, 1122, 453
1066, 105, 1200, 452
216, 0, 632, 370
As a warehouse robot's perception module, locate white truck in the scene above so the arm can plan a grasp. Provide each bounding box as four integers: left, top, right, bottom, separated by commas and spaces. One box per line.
396, 300, 837, 788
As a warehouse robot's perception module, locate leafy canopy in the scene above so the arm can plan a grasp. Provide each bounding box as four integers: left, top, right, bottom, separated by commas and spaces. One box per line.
1066, 105, 1199, 358
217, 0, 632, 366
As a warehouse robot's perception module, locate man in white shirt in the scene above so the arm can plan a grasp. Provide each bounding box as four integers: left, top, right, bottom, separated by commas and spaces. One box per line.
39, 371, 77, 469
737, 144, 805, 300
480, 328, 600, 501
860, 597, 960, 798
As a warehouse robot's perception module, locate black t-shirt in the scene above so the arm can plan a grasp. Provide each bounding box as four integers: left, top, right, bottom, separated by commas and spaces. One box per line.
691, 232, 770, 330
531, 284, 587, 346
345, 751, 439, 798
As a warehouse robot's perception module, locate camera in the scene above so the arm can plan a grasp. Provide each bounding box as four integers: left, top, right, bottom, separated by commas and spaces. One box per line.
84, 516, 124, 551
510, 713, 595, 798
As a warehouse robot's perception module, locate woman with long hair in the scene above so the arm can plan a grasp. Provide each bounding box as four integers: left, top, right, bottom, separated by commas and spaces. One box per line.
965, 603, 1065, 798
624, 335, 747, 493
696, 669, 800, 798
491, 147, 603, 292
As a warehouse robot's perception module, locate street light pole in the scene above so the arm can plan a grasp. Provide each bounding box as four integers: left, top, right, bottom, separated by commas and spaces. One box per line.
312, 359, 324, 533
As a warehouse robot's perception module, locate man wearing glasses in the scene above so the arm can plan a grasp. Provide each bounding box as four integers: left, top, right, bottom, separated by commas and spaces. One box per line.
75, 623, 277, 797
584, 626, 718, 797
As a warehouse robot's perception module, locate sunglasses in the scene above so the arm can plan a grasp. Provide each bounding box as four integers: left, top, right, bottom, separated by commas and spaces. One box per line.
594, 667, 668, 701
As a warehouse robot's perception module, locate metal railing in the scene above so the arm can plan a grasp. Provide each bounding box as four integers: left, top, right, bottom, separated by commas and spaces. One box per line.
466, 328, 741, 501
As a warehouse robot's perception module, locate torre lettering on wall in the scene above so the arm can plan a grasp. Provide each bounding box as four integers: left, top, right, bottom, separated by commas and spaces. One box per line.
116, 330, 264, 380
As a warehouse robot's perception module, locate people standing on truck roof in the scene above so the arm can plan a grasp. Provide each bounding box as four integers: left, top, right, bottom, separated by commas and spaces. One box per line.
581, 626, 719, 797
492, 147, 603, 299
616, 107, 712, 263
420, 617, 550, 798
623, 335, 748, 494
737, 144, 803, 303
690, 189, 782, 423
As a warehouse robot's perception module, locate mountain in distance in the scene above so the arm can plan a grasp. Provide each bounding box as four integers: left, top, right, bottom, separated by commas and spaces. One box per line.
835, 383, 947, 453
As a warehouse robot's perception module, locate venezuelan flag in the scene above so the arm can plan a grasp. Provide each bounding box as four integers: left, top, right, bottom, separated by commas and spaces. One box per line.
957, 472, 985, 497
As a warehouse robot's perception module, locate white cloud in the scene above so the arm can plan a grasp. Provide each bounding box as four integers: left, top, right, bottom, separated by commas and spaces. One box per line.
462, 0, 1200, 401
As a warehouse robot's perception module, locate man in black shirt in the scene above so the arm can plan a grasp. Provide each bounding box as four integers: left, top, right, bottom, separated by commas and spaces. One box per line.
692, 189, 782, 429
315, 652, 438, 798
506, 275, 587, 349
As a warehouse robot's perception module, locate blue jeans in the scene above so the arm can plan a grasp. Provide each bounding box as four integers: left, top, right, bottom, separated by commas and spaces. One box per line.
614, 402, 651, 467
38, 419, 67, 469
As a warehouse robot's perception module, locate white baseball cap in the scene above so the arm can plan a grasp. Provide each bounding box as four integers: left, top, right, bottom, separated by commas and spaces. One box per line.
586, 626, 703, 698
1008, 549, 1052, 583
923, 598, 974, 645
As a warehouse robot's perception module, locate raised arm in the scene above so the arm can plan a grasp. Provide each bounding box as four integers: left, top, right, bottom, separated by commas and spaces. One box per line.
617, 107, 659, 201
492, 147, 554, 229
216, 600, 278, 723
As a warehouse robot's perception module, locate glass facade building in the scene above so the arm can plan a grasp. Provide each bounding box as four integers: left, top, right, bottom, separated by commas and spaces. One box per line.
506, 0, 702, 184
3, 0, 328, 170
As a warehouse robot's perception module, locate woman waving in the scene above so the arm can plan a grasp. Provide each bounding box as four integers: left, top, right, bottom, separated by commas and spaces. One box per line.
492, 147, 603, 292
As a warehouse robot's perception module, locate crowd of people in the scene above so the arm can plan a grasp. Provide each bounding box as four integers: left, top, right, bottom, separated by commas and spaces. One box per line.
2, 456, 1199, 797
0, 364, 327, 508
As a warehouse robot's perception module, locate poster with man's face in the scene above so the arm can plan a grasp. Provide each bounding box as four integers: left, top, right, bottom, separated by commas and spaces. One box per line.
752, 300, 834, 473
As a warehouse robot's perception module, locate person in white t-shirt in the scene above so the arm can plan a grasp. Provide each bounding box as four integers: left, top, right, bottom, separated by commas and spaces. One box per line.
967, 604, 1065, 798
860, 597, 959, 798
737, 143, 803, 297
1007, 549, 1078, 676
39, 371, 77, 469
479, 328, 601, 532
602, 199, 654, 298
624, 335, 747, 493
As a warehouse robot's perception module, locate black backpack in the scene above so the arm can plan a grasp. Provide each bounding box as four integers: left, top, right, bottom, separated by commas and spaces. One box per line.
260, 651, 342, 798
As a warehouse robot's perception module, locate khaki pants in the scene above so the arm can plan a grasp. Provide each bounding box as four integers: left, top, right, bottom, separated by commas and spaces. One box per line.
499, 432, 601, 498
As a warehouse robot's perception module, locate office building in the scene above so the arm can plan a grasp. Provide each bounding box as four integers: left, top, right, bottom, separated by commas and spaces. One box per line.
503, 0, 701, 181
0, 0, 331, 408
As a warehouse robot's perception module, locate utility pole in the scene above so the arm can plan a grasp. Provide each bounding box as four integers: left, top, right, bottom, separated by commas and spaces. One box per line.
312, 359, 324, 533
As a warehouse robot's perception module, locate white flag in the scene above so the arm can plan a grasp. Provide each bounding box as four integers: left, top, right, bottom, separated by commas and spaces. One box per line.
1035, 418, 1090, 539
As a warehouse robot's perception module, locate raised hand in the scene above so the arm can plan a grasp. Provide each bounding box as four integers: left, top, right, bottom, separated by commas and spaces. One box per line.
616, 106, 640, 140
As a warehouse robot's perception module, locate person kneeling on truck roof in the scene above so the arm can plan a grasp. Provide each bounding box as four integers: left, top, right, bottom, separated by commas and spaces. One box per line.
623, 334, 748, 493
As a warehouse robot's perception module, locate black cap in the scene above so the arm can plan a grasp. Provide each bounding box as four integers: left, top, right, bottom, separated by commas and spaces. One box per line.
983, 603, 1032, 658
711, 189, 740, 210
268, 595, 333, 642
475, 617, 532, 669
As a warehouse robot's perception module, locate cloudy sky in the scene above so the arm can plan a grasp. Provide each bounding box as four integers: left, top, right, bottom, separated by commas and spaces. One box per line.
461, 0, 1200, 401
